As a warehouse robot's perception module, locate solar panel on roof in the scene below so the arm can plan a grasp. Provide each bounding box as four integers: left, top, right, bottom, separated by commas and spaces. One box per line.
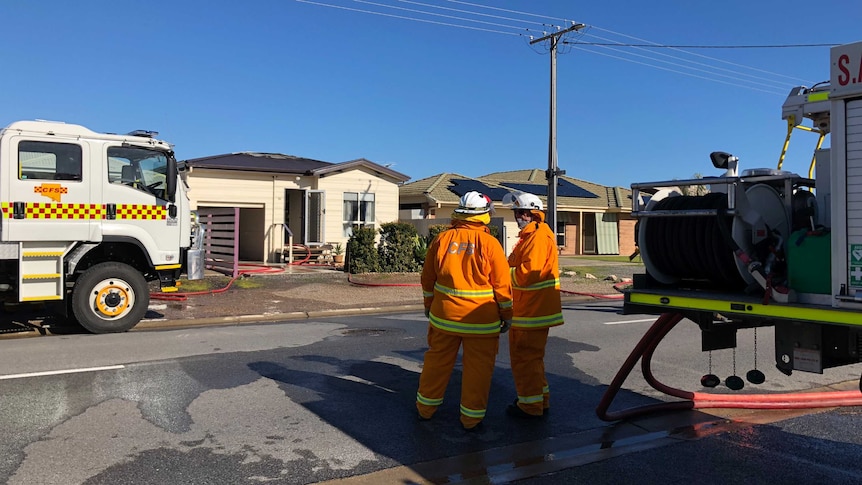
501, 180, 598, 199
448, 179, 511, 200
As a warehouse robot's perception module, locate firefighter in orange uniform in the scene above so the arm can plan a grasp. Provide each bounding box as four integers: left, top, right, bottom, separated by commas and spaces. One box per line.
505, 192, 563, 419
417, 191, 513, 431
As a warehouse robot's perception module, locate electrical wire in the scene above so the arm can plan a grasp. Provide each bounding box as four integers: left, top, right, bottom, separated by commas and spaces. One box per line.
570, 30, 796, 92
295, 0, 522, 36
397, 0, 549, 27
351, 0, 535, 32
570, 42, 839, 49
584, 24, 822, 86
439, 1, 824, 89
296, 0, 823, 96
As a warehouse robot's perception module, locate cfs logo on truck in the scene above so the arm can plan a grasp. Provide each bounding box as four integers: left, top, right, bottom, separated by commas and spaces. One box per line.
34, 183, 68, 202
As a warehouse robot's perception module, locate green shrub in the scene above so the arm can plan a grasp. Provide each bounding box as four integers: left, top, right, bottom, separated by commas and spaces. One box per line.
347, 226, 380, 274
427, 224, 449, 243
378, 222, 422, 272
413, 235, 429, 266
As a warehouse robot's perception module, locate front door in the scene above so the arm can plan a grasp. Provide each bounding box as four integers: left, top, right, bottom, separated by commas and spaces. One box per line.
306, 190, 325, 245
583, 213, 597, 254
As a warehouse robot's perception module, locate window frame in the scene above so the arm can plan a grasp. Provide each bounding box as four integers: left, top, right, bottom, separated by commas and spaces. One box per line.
18, 140, 83, 182
342, 192, 376, 236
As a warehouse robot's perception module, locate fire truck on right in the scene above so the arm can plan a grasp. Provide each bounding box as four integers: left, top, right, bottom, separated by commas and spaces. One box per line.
623, 40, 862, 389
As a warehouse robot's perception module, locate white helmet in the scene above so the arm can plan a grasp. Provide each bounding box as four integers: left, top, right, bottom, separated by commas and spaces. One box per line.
455, 191, 492, 214
504, 192, 543, 211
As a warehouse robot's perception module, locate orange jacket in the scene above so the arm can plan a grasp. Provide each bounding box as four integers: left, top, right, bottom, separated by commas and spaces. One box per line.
422, 220, 513, 336
508, 217, 563, 330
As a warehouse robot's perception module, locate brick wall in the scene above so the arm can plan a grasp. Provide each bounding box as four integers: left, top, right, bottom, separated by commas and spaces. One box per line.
618, 217, 637, 258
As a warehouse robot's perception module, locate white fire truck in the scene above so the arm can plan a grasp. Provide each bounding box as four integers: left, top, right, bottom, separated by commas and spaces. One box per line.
0, 120, 204, 333
624, 41, 862, 387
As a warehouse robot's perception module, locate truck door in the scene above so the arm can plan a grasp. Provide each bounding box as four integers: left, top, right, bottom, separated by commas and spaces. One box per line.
3, 137, 95, 242
101, 145, 181, 265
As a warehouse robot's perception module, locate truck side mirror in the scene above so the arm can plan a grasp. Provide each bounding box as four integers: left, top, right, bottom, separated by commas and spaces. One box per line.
166, 155, 177, 203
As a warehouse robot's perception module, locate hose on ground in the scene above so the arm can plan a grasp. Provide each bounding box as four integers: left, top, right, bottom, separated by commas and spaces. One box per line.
597, 312, 862, 422
150, 264, 286, 302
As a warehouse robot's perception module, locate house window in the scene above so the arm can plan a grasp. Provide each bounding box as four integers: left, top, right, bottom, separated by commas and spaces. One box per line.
343, 192, 375, 236
19, 141, 82, 181
556, 221, 566, 247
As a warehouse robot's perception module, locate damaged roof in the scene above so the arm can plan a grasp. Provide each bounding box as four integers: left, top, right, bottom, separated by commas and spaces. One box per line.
183, 152, 330, 174
400, 169, 631, 211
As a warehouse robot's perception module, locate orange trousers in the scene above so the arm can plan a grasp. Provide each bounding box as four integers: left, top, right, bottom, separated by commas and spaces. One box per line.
416, 326, 500, 429
509, 328, 550, 416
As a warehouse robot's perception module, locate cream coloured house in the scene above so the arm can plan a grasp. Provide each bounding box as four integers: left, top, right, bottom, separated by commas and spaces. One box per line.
182, 152, 409, 263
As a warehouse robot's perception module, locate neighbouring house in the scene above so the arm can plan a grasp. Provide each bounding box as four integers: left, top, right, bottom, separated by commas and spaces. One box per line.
399, 169, 635, 256
182, 152, 410, 264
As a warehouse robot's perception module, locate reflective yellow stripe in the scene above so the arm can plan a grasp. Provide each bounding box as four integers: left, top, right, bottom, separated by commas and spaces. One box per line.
808, 91, 829, 102
417, 392, 443, 406
22, 273, 61, 280
116, 204, 167, 220
434, 282, 493, 298
429, 313, 501, 334
513, 277, 560, 291
22, 295, 62, 301
512, 313, 564, 328
0, 202, 167, 220
499, 300, 512, 309
155, 264, 181, 270
628, 292, 862, 326
422, 290, 434, 298
517, 394, 544, 404
460, 404, 485, 418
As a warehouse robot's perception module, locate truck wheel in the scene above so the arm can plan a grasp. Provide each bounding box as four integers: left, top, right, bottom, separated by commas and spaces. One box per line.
72, 262, 149, 333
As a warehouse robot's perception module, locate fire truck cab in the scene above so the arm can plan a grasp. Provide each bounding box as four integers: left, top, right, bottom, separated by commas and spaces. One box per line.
0, 120, 203, 333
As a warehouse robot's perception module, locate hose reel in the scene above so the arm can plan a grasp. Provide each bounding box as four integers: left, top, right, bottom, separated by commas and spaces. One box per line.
636, 169, 804, 292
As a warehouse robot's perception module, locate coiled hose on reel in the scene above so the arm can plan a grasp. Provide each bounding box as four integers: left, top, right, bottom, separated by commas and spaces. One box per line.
642, 193, 745, 290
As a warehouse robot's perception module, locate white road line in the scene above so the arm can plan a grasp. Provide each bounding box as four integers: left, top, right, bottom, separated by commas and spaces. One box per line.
603, 318, 656, 325
0, 365, 125, 380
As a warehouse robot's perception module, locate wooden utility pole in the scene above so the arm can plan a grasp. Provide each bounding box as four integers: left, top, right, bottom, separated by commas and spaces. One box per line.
530, 22, 585, 239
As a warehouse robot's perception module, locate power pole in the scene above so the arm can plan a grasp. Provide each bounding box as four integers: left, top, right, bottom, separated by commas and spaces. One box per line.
530, 22, 585, 239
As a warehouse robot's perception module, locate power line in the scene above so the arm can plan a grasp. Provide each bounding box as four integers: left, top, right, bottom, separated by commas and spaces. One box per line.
569, 30, 796, 92
445, 0, 573, 23
568, 46, 786, 96
452, 1, 822, 86
564, 42, 839, 49
295, 0, 522, 36
351, 0, 536, 32
295, 0, 820, 92
585, 25, 820, 85
396, 0, 548, 27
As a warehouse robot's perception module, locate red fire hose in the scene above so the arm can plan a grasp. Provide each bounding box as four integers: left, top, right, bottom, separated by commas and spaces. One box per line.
150, 264, 286, 302
596, 312, 862, 421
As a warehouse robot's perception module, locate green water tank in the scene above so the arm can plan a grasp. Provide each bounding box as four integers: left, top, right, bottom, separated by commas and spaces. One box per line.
786, 228, 831, 294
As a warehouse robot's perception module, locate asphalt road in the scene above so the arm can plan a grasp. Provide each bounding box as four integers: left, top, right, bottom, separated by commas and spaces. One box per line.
1, 301, 861, 484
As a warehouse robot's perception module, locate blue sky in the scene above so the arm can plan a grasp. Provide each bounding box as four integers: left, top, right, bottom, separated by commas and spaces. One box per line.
1, 1, 858, 189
